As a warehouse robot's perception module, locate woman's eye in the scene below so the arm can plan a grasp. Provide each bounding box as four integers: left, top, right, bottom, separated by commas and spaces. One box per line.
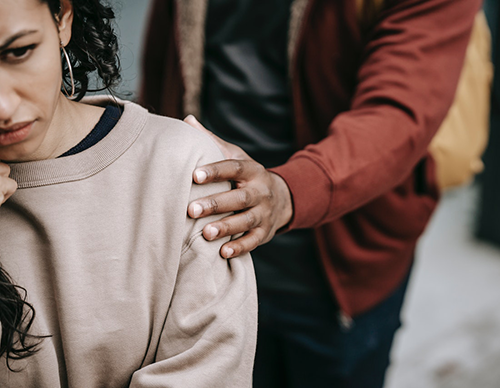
1, 45, 36, 62
11, 47, 29, 57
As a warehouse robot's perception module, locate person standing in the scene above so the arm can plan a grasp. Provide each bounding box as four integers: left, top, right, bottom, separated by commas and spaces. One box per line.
140, 0, 481, 386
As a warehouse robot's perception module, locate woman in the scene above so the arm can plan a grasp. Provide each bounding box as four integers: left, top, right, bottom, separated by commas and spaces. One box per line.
0, 0, 257, 386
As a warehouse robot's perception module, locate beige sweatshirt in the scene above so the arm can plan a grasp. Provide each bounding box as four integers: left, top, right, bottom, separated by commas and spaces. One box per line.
0, 98, 257, 388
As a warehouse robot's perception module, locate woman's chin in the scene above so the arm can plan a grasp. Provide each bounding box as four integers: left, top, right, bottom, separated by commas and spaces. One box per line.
0, 146, 37, 163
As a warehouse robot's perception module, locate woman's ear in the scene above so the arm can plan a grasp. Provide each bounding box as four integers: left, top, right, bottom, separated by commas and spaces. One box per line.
58, 0, 74, 46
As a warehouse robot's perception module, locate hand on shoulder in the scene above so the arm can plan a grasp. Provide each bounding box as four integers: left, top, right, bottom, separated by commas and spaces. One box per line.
184, 116, 293, 259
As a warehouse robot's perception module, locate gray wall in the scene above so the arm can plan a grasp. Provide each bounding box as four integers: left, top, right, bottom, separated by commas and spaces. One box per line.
112, 0, 152, 98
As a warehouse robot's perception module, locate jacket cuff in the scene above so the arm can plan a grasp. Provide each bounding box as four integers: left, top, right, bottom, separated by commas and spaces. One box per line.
269, 156, 333, 231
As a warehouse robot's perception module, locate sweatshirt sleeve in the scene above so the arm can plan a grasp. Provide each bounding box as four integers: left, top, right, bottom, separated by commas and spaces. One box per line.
129, 133, 258, 388
270, 0, 482, 230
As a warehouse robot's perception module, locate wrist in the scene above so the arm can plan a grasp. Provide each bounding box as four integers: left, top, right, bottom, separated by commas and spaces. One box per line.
269, 171, 293, 230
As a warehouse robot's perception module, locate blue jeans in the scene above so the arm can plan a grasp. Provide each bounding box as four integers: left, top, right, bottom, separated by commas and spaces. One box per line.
253, 270, 411, 388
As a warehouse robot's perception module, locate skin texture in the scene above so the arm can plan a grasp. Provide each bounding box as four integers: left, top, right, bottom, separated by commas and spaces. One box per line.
0, 0, 104, 204
185, 115, 293, 259
0, 163, 16, 205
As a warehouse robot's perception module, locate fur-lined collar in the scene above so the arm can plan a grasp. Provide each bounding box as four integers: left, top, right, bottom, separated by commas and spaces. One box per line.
175, 0, 310, 117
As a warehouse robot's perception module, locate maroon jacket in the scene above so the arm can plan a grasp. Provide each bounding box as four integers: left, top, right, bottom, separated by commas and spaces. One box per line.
140, 0, 481, 317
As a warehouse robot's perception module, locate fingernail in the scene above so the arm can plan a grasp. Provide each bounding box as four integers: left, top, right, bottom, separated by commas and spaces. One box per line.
207, 226, 219, 240
192, 203, 203, 218
223, 247, 234, 258
195, 170, 207, 183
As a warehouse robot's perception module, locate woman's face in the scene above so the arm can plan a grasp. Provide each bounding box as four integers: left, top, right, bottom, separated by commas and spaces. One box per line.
0, 0, 73, 162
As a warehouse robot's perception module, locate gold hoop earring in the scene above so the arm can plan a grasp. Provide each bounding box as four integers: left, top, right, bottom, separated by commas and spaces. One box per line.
60, 42, 75, 99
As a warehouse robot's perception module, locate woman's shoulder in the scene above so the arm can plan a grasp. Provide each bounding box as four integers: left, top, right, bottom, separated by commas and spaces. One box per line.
123, 101, 225, 166
149, 112, 216, 147
82, 96, 224, 163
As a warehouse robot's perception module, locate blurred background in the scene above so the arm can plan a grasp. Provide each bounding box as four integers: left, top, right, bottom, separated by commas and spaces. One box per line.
113, 1, 500, 386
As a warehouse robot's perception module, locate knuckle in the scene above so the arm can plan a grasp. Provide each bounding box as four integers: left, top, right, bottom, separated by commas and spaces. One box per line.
260, 183, 273, 202
207, 198, 219, 214
255, 162, 266, 174
239, 232, 260, 252
256, 225, 272, 242
237, 241, 250, 255
206, 165, 220, 181
218, 220, 230, 235
249, 186, 264, 202
250, 162, 266, 178
262, 234, 273, 244
266, 187, 274, 202
244, 211, 257, 228
249, 233, 262, 249
232, 160, 245, 178
237, 189, 251, 208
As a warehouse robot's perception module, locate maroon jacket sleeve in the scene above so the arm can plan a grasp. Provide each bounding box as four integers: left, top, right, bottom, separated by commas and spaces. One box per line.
271, 0, 482, 230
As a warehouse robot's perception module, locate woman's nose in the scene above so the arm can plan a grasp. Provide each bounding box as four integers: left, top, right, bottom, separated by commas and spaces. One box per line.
0, 73, 21, 125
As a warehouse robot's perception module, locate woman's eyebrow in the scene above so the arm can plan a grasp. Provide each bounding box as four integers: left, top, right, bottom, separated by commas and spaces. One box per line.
0, 30, 38, 51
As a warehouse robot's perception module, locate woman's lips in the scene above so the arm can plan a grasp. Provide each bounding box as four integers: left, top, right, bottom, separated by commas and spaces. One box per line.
0, 122, 34, 147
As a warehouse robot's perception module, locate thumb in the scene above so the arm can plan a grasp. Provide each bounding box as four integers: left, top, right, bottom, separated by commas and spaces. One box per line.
184, 115, 227, 148
184, 115, 247, 159
184, 115, 212, 135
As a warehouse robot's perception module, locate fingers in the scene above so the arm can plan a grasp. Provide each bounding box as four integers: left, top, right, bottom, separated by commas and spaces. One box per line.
184, 115, 250, 160
201, 210, 261, 242
1, 178, 17, 204
184, 115, 234, 159
193, 159, 263, 185
188, 186, 260, 218
184, 115, 215, 137
0, 162, 10, 177
0, 163, 17, 205
187, 151, 293, 258
219, 229, 267, 259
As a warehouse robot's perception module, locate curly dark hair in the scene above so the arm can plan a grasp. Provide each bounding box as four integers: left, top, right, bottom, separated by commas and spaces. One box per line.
0, 0, 121, 371
0, 266, 47, 371
46, 0, 122, 101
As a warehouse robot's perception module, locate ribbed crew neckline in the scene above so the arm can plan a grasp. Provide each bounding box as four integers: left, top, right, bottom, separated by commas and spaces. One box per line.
8, 97, 148, 189
58, 105, 122, 158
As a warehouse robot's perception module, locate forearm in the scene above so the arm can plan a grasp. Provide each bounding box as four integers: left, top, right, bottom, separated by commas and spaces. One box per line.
272, 0, 481, 230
